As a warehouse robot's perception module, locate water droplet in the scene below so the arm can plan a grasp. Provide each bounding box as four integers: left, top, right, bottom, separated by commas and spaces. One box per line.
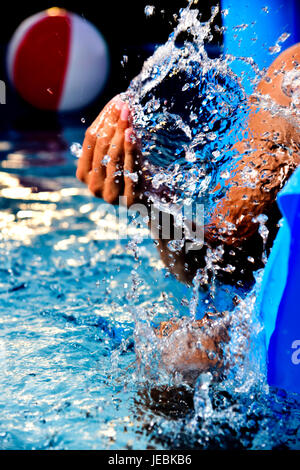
269, 44, 281, 55
277, 32, 291, 44
207, 351, 216, 361
70, 142, 82, 158
233, 24, 249, 32
102, 154, 111, 166
144, 5, 155, 17
206, 132, 217, 141
212, 150, 220, 158
181, 297, 189, 306
167, 239, 184, 252
224, 264, 236, 273
185, 149, 196, 162
220, 170, 230, 179
121, 55, 128, 67
124, 170, 138, 183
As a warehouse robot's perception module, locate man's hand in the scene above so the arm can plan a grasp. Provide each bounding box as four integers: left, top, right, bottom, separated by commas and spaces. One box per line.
155, 315, 230, 379
76, 95, 142, 207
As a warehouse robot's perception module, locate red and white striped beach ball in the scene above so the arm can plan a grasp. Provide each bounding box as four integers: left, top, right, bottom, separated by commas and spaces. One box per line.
7, 7, 109, 111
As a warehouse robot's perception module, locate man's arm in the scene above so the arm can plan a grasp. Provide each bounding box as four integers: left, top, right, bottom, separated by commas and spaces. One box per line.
76, 45, 300, 285
148, 44, 300, 283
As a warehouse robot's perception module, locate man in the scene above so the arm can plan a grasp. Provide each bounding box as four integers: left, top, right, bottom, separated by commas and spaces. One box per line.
76, 45, 300, 377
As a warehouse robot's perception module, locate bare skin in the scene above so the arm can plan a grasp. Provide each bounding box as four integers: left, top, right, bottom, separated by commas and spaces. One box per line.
77, 44, 300, 375
156, 314, 231, 379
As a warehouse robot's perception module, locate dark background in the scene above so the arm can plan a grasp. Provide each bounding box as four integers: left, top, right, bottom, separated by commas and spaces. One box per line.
0, 0, 222, 129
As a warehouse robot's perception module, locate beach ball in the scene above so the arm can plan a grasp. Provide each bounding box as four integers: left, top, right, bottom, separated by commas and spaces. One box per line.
6, 7, 109, 111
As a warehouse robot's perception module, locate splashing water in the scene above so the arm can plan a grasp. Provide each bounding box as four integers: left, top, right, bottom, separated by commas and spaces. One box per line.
117, 1, 300, 449
125, 4, 250, 214
66, 1, 300, 448
144, 5, 155, 18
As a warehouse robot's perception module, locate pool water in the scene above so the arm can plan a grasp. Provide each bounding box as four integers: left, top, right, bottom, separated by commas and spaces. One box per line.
0, 123, 192, 450
0, 122, 300, 450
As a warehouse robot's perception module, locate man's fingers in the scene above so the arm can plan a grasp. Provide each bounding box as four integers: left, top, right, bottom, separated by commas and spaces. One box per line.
76, 129, 96, 183
124, 127, 141, 207
88, 102, 125, 196
76, 95, 124, 185
102, 111, 130, 204
90, 95, 124, 133
77, 97, 141, 206
118, 103, 130, 131
88, 130, 113, 196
